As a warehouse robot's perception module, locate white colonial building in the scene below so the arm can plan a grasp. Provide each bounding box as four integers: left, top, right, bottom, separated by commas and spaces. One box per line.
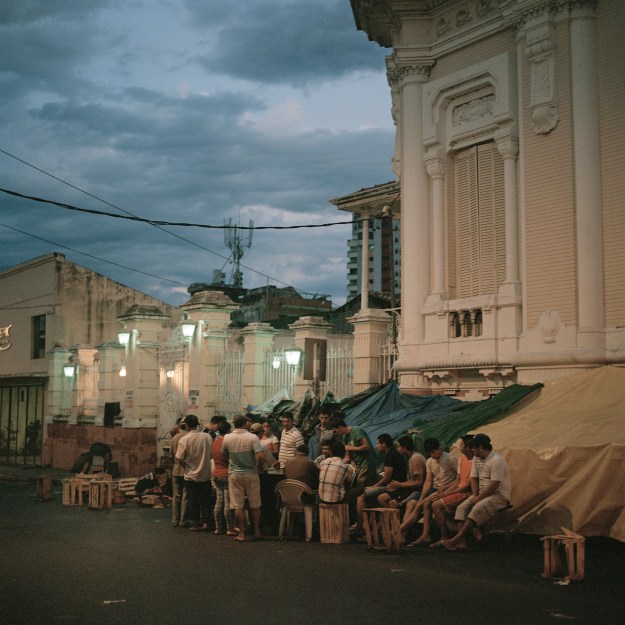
349, 0, 625, 395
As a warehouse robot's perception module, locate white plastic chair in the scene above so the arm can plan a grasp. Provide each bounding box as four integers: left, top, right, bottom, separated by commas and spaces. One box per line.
275, 479, 316, 542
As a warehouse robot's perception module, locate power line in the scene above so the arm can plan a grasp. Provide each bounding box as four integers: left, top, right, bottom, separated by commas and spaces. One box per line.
0, 148, 349, 296
0, 222, 189, 287
0, 187, 356, 230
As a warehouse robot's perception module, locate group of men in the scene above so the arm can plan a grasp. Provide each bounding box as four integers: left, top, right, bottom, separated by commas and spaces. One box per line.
171, 408, 511, 549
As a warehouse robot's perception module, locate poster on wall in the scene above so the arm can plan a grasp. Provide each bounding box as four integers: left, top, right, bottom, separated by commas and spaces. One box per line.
125, 389, 134, 409
188, 388, 199, 411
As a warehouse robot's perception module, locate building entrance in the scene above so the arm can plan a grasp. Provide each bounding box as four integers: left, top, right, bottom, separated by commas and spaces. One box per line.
0, 380, 45, 466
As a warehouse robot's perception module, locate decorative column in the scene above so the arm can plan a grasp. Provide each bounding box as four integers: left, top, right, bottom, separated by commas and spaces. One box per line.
571, 2, 604, 340
425, 152, 447, 300
393, 63, 432, 363
180, 290, 239, 422
241, 322, 278, 412
46, 347, 74, 423
495, 131, 521, 296
289, 316, 332, 400
96, 341, 125, 422
360, 210, 370, 312
117, 305, 171, 428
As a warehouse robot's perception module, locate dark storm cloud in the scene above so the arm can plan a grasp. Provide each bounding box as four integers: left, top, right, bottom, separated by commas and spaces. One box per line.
188, 0, 384, 85
0, 0, 394, 305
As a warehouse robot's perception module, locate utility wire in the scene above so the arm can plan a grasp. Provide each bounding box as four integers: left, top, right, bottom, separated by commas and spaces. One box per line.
0, 148, 346, 296
0, 187, 356, 230
0, 222, 189, 287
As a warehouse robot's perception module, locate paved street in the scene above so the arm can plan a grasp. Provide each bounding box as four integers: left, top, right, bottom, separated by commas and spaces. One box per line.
1, 480, 623, 625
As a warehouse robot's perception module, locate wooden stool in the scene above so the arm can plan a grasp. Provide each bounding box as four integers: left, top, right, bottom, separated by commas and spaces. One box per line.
88, 479, 113, 510
541, 527, 585, 581
319, 503, 349, 544
35, 475, 53, 501
362, 508, 402, 552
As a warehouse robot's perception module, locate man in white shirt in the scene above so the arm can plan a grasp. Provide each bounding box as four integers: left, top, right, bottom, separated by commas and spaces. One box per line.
175, 414, 212, 532
441, 433, 511, 551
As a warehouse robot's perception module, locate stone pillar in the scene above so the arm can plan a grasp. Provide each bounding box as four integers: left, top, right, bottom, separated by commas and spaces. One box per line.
289, 316, 333, 400
395, 64, 432, 356
46, 347, 74, 423
360, 211, 370, 312
241, 322, 279, 411
348, 308, 392, 394
179, 290, 239, 423
571, 3, 604, 341
96, 341, 125, 424
117, 305, 171, 428
72, 345, 99, 425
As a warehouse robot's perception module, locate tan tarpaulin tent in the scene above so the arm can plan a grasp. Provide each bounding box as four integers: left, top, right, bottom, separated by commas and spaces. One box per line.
474, 366, 625, 542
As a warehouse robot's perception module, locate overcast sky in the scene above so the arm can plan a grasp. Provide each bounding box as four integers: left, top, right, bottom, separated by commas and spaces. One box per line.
0, 0, 394, 307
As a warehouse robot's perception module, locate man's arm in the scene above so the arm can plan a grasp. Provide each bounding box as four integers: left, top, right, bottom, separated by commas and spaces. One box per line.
417, 472, 433, 501
473, 480, 500, 503
389, 456, 425, 491
345, 434, 369, 454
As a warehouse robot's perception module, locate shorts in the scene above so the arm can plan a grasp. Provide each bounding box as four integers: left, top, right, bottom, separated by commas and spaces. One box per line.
440, 492, 469, 514
386, 487, 421, 506
228, 472, 261, 510
454, 493, 509, 526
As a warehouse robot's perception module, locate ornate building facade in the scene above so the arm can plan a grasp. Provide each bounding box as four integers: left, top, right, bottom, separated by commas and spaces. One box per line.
350, 0, 625, 394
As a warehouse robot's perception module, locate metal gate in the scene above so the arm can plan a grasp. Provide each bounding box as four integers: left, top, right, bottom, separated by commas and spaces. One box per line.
216, 349, 243, 418
0, 381, 45, 466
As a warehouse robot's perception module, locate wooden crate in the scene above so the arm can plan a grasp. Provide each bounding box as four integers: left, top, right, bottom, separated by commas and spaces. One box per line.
319, 503, 349, 544
362, 508, 402, 552
541, 527, 585, 581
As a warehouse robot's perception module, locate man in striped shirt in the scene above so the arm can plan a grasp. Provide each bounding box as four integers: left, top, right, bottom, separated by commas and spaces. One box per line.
277, 412, 304, 469
318, 441, 355, 503
221, 414, 265, 541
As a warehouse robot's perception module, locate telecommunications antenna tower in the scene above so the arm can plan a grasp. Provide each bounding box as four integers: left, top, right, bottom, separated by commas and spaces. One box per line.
224, 218, 253, 288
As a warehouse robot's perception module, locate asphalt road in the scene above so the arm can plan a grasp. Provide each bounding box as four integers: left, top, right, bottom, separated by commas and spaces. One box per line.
1, 481, 623, 625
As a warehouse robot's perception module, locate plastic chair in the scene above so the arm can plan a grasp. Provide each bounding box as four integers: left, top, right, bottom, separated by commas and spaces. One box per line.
275, 479, 316, 542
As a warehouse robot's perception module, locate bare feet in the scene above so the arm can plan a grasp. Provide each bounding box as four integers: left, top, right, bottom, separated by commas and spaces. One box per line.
413, 535, 431, 545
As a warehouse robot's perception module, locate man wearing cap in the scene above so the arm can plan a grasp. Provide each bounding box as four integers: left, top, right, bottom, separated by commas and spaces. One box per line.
174, 414, 212, 532
221, 415, 266, 541
441, 433, 511, 551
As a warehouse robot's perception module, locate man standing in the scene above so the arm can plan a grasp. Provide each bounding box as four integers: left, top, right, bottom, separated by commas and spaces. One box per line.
175, 414, 212, 532
330, 416, 377, 485
170, 420, 189, 527
309, 407, 336, 459
441, 433, 511, 551
277, 412, 304, 469
222, 414, 266, 541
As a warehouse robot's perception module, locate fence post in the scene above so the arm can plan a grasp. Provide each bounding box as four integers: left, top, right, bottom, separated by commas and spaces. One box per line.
289, 316, 333, 400
241, 322, 278, 411
348, 309, 392, 393
179, 290, 239, 422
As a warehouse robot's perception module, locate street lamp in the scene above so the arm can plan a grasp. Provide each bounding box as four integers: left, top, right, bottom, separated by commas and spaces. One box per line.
117, 330, 131, 346
284, 348, 302, 367
181, 321, 196, 339
63, 364, 75, 378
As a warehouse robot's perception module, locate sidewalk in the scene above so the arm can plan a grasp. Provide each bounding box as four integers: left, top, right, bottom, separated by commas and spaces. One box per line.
0, 463, 73, 484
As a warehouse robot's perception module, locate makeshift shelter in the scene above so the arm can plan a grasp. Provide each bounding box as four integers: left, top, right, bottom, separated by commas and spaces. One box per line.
344, 381, 467, 442
475, 366, 625, 543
